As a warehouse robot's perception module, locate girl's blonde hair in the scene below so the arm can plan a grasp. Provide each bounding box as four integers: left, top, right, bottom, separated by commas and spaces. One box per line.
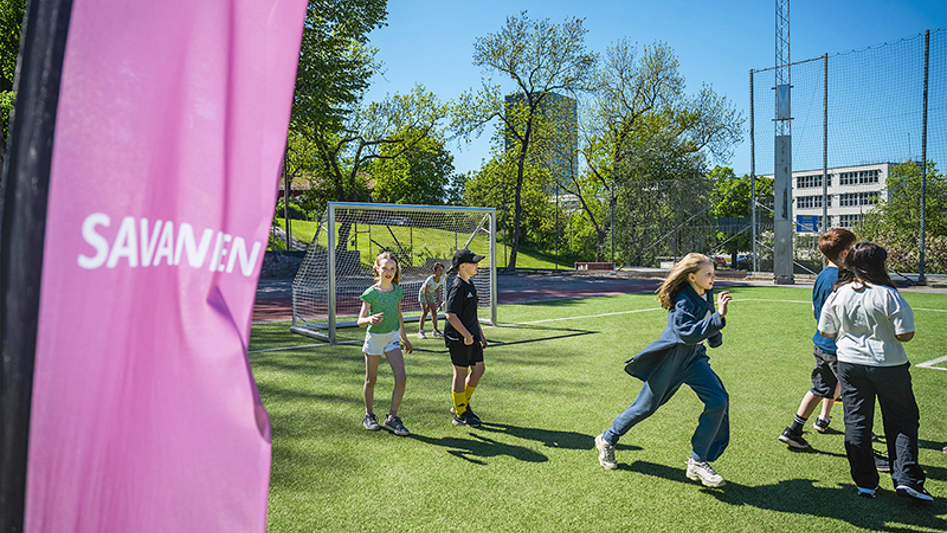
373, 251, 401, 285
656, 253, 713, 309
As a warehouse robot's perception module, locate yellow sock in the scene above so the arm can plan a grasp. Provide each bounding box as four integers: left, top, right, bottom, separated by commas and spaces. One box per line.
465, 384, 476, 403
452, 391, 467, 416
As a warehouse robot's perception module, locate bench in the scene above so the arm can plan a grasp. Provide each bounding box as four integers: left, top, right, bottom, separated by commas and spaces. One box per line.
574, 261, 614, 271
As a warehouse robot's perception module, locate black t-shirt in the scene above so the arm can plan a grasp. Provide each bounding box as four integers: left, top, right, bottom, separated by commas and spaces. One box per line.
444, 276, 479, 343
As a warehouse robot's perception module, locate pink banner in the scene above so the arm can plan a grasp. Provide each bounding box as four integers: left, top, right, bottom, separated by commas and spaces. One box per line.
24, 1, 306, 531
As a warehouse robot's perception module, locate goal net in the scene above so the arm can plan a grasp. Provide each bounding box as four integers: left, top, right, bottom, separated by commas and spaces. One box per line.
291, 202, 497, 343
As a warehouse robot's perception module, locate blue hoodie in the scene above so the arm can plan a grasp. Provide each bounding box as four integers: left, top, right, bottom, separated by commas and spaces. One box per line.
623, 284, 726, 381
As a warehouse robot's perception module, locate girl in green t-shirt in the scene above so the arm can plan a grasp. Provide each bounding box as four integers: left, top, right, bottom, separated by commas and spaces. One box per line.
357, 252, 413, 436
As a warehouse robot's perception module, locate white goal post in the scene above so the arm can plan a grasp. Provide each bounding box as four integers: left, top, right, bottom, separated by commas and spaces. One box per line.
290, 202, 497, 343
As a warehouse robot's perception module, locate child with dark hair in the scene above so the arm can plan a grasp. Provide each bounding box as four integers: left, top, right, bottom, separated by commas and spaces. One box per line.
779, 228, 856, 448
818, 242, 932, 502
594, 253, 732, 487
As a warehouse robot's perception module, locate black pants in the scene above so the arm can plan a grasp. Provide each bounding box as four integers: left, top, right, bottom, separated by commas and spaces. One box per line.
837, 362, 925, 490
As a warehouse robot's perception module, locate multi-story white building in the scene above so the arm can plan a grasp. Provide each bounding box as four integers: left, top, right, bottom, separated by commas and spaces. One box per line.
765, 162, 892, 232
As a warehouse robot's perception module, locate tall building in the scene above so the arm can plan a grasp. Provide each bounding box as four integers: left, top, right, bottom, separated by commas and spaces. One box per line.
764, 162, 892, 231
504, 92, 578, 185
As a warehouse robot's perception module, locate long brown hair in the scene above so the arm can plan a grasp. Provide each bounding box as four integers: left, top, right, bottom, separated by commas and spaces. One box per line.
657, 253, 713, 309
372, 251, 401, 285
835, 241, 896, 290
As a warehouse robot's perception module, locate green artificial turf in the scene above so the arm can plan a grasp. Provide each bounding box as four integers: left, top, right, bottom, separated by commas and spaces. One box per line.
249, 286, 947, 532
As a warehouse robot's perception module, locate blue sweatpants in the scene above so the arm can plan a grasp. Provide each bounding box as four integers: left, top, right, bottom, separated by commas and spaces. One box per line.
603, 347, 729, 463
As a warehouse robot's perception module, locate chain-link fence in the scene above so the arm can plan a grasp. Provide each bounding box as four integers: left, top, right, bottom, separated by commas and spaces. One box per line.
749, 29, 946, 278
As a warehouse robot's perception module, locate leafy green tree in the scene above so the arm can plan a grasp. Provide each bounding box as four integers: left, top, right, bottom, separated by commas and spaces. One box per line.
366, 129, 456, 205
709, 166, 774, 265
0, 0, 26, 169
291, 0, 388, 137
859, 160, 947, 240
453, 11, 597, 268
574, 40, 743, 261
857, 160, 947, 273
463, 152, 553, 249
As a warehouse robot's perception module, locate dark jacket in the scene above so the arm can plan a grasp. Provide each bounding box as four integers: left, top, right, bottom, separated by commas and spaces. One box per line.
623, 285, 725, 381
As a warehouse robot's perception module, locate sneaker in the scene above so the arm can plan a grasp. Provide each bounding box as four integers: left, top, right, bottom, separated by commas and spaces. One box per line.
896, 485, 934, 502
452, 410, 481, 428
778, 427, 810, 449
432, 330, 444, 338
450, 405, 481, 423
417, 330, 427, 339
383, 415, 410, 436
363, 413, 380, 431
595, 434, 617, 470
686, 458, 725, 487
813, 416, 831, 433
874, 452, 891, 473
857, 485, 878, 499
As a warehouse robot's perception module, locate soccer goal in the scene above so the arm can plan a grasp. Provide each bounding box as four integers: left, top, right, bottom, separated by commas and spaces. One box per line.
290, 202, 497, 343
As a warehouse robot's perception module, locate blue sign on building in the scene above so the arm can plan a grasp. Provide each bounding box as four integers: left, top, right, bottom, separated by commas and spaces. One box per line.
796, 214, 820, 233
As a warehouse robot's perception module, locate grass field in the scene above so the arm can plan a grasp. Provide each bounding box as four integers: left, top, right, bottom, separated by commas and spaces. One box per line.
249, 285, 947, 532
274, 217, 571, 269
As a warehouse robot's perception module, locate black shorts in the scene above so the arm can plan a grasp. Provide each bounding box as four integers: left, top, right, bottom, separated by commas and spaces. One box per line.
809, 344, 839, 398
447, 340, 484, 367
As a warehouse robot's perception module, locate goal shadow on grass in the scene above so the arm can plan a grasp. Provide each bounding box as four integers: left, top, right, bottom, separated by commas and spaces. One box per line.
410, 432, 548, 465
627, 460, 947, 531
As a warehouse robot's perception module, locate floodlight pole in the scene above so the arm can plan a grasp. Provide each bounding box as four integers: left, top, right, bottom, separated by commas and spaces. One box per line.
773, 0, 794, 284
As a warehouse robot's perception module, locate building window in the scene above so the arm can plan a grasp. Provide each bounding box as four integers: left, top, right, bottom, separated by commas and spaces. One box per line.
839, 191, 879, 206
839, 214, 862, 228
796, 195, 833, 209
840, 169, 880, 186
796, 174, 832, 189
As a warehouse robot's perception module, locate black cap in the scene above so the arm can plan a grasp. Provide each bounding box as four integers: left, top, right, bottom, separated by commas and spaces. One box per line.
449, 248, 484, 272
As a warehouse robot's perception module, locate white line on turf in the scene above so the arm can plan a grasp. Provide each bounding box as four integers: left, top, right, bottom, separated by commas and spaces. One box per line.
248, 340, 361, 353
916, 355, 947, 371
497, 307, 663, 327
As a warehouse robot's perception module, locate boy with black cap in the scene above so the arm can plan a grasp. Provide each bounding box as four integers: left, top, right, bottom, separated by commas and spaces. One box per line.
444, 248, 488, 428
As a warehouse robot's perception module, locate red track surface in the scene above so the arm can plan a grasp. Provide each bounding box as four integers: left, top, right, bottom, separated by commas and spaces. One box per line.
252, 276, 665, 323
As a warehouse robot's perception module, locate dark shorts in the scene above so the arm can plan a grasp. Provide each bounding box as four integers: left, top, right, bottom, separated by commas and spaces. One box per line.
809, 344, 839, 398
447, 340, 484, 367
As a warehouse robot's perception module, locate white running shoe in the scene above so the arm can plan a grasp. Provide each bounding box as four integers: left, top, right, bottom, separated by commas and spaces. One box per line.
595, 434, 617, 470
686, 458, 725, 487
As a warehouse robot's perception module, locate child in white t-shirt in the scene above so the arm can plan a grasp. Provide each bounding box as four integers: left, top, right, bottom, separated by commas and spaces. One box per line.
818, 242, 932, 502
417, 262, 445, 339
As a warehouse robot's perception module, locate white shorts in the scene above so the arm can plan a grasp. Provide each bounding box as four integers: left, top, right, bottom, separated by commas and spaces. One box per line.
363, 330, 402, 356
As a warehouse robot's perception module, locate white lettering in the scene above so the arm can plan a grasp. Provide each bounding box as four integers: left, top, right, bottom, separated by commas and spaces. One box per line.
78, 213, 111, 269
174, 223, 213, 268
153, 221, 175, 266
106, 216, 138, 268
226, 237, 263, 276
76, 213, 259, 277
209, 233, 230, 272
139, 219, 162, 267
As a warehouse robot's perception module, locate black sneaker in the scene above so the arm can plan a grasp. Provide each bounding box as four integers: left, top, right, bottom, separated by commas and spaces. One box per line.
874, 452, 891, 473
896, 485, 934, 502
363, 413, 380, 431
452, 410, 481, 428
450, 405, 482, 423
383, 415, 410, 436
813, 416, 831, 433
778, 427, 810, 449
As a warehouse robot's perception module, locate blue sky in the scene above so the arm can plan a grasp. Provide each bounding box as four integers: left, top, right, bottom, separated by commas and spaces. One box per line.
364, 0, 946, 177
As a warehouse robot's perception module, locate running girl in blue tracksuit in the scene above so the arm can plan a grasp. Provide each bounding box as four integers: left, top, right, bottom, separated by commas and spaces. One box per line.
594, 253, 733, 487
